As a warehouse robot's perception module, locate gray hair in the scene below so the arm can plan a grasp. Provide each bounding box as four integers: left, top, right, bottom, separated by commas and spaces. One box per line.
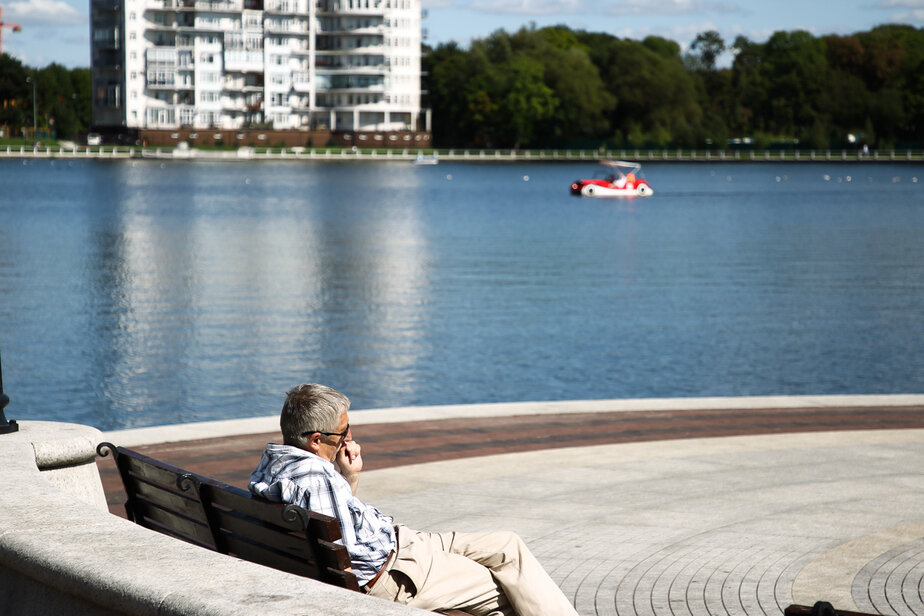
280, 383, 350, 447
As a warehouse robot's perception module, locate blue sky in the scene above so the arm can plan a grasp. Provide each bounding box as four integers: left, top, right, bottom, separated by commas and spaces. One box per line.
2, 0, 923, 68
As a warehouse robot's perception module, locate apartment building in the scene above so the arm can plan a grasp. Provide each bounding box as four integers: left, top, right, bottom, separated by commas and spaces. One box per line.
90, 0, 428, 137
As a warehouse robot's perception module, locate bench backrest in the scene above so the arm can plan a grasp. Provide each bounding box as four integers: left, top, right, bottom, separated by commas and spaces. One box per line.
97, 442, 360, 591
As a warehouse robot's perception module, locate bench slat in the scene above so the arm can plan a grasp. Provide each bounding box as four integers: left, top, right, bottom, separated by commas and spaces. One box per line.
221, 533, 324, 578
316, 538, 353, 571
210, 508, 314, 555
320, 567, 363, 591
120, 452, 194, 488
127, 477, 208, 522
130, 499, 217, 549
209, 507, 353, 572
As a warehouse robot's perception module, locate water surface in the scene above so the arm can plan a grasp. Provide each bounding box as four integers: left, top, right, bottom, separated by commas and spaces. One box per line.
1, 160, 922, 430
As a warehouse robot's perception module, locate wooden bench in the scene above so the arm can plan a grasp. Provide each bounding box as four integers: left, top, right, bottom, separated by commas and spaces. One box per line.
96, 442, 360, 591
98, 442, 471, 616
785, 602, 881, 616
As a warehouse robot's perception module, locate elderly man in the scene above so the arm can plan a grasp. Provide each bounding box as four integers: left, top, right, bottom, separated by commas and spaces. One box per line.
250, 383, 579, 616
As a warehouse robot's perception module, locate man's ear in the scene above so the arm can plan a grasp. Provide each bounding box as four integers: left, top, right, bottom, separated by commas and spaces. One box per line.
303, 432, 323, 454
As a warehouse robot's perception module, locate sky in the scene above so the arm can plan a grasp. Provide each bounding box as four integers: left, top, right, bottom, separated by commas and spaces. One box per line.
1, 0, 923, 69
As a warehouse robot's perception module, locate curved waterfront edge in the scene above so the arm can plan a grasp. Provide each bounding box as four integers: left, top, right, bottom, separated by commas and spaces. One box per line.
103, 394, 924, 447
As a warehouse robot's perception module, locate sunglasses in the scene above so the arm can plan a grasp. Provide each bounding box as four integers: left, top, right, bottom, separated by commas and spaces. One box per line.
301, 423, 350, 440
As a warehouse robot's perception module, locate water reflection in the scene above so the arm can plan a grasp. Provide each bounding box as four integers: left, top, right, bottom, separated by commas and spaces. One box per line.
75, 162, 432, 426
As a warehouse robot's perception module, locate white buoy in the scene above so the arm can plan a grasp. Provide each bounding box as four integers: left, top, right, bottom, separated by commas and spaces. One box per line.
446, 174, 452, 180
523, 175, 529, 181
823, 175, 830, 181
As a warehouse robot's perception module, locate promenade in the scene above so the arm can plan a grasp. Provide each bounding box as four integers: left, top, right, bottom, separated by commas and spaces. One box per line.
98, 396, 924, 616
3, 144, 924, 163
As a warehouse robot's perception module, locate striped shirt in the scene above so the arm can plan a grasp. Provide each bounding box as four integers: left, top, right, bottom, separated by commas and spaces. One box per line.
249, 443, 396, 585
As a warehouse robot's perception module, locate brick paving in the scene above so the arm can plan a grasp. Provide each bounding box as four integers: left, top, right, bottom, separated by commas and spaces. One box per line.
98, 403, 924, 616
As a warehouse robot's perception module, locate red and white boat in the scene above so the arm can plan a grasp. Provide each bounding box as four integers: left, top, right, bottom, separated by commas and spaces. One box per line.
570, 160, 654, 197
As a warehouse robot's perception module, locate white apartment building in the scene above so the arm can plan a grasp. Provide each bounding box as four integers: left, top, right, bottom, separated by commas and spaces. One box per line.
90, 0, 427, 134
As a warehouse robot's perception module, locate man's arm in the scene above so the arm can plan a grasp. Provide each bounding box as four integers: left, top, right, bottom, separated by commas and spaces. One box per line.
335, 440, 363, 495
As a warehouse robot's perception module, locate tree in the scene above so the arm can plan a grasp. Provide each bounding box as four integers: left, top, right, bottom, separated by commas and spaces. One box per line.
514, 27, 614, 146
687, 30, 725, 71
0, 53, 29, 133
499, 55, 557, 148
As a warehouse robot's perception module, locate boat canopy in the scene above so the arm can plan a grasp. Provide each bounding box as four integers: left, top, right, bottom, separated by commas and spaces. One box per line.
600, 160, 642, 175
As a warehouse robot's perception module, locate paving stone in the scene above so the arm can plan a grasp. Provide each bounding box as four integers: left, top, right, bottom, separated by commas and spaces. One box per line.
101, 401, 924, 616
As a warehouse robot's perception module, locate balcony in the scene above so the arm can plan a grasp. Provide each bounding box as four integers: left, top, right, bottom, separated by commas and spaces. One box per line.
224, 50, 264, 72
194, 0, 242, 11
146, 47, 179, 66
264, 20, 311, 35
315, 0, 384, 16
146, 80, 177, 90
222, 99, 247, 111
314, 61, 386, 74
316, 20, 384, 35
292, 72, 311, 91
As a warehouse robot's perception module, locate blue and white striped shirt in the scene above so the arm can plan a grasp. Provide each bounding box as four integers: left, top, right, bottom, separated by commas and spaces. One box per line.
249, 443, 396, 585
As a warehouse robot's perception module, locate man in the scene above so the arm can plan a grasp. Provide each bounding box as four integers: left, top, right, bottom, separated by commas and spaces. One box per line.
250, 383, 579, 616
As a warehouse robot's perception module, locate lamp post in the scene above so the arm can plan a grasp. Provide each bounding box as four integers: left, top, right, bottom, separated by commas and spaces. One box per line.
26, 75, 37, 147
0, 350, 18, 434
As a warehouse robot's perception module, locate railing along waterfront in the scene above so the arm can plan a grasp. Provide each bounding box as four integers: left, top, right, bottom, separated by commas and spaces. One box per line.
1, 144, 922, 163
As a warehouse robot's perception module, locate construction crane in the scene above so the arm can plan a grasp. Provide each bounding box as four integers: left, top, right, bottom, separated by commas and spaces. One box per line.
0, 7, 23, 56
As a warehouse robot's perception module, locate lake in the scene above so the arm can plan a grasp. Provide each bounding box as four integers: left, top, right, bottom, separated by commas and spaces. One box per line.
0, 159, 922, 430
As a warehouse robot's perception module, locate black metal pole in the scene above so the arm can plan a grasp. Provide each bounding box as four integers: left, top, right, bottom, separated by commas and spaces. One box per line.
0, 350, 19, 434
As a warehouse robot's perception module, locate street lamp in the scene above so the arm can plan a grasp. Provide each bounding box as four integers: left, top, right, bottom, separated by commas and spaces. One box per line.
25, 75, 37, 147
0, 350, 18, 435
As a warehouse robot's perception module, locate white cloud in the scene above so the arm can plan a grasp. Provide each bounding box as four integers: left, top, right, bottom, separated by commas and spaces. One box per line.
890, 9, 924, 20
869, 1, 924, 23
603, 0, 744, 16
469, 0, 582, 15
6, 0, 84, 26
873, 0, 924, 7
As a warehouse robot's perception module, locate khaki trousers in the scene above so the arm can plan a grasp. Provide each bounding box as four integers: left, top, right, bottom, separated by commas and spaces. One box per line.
365, 526, 578, 616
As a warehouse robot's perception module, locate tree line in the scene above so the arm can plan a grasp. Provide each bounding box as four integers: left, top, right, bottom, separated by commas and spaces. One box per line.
2, 23, 922, 148
423, 24, 924, 150
0, 54, 90, 141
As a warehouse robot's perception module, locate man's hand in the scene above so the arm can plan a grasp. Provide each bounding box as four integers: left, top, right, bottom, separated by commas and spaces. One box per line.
336, 440, 362, 494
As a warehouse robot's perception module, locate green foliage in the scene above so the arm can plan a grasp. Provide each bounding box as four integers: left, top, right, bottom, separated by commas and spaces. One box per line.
424, 24, 924, 149
686, 30, 725, 70
0, 54, 90, 139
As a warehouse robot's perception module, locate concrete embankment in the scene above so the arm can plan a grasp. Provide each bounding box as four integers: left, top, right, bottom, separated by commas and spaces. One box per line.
0, 420, 423, 616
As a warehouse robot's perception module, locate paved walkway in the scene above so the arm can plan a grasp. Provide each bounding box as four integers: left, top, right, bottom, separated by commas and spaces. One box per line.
99, 396, 924, 616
